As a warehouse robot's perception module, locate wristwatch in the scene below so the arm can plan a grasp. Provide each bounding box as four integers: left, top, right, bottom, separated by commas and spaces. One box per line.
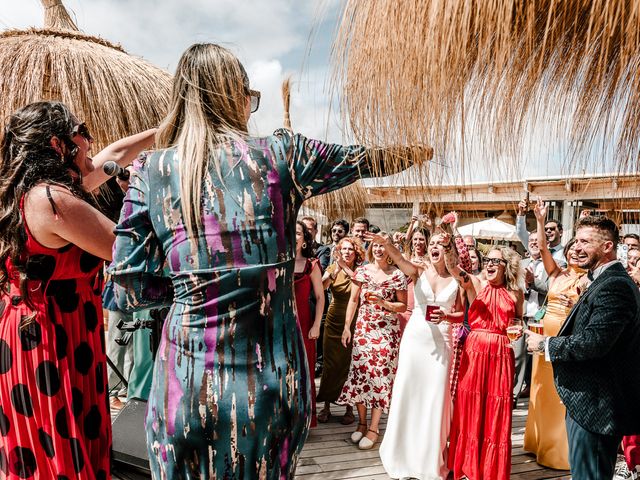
537, 339, 546, 353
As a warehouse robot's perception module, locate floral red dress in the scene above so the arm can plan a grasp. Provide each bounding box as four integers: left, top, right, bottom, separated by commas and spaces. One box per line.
337, 266, 407, 413
0, 200, 110, 480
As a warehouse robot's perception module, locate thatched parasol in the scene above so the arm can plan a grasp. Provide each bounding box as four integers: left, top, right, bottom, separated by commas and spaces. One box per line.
332, 1, 640, 174
0, 0, 171, 152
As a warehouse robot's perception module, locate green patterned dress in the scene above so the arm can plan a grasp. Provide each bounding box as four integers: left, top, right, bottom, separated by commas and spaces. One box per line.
108, 130, 381, 479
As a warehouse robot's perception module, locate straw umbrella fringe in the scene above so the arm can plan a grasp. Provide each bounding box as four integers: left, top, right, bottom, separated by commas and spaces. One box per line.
0, 0, 171, 153
281, 77, 367, 220
332, 0, 640, 173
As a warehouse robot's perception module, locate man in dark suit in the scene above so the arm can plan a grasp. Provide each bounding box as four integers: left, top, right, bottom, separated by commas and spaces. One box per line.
526, 216, 640, 479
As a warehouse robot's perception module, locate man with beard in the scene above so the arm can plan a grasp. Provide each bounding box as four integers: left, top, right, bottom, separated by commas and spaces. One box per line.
351, 217, 369, 248
317, 219, 349, 271
526, 216, 640, 480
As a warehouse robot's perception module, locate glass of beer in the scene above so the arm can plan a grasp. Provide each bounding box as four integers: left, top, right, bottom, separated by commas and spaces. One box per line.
527, 321, 544, 354
506, 318, 523, 348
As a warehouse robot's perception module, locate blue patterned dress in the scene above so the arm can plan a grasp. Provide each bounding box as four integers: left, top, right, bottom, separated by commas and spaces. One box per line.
108, 130, 379, 479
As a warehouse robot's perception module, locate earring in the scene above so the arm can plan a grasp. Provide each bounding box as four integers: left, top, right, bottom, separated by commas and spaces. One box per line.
302, 243, 307, 249
386, 257, 394, 265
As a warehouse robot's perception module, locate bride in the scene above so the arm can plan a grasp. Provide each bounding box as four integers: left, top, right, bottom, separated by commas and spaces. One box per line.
367, 231, 465, 479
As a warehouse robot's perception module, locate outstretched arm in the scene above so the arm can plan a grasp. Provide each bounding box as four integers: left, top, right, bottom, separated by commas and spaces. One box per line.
534, 198, 562, 278
84, 129, 157, 192
515, 199, 531, 250
443, 237, 481, 304
363, 231, 420, 281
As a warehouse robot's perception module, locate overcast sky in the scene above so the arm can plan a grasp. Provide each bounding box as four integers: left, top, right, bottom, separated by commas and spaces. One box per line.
1, 0, 347, 144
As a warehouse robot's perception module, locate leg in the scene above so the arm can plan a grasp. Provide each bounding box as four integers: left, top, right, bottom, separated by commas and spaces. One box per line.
566, 414, 621, 480
317, 401, 331, 423
350, 403, 368, 443
341, 404, 355, 425
358, 407, 381, 450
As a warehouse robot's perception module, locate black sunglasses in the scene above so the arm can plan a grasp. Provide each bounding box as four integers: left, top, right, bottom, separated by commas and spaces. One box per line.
72, 122, 93, 142
247, 89, 261, 113
483, 257, 507, 266
332, 228, 345, 233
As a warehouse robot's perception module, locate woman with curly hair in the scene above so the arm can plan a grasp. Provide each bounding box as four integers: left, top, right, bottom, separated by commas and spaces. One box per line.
0, 101, 154, 479
316, 236, 365, 424
445, 243, 524, 480
293, 220, 324, 427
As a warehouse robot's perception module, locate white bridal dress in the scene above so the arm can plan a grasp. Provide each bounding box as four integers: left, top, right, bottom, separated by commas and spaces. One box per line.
379, 271, 457, 480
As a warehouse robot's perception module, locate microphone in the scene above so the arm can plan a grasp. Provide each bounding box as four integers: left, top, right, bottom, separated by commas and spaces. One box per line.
103, 161, 130, 181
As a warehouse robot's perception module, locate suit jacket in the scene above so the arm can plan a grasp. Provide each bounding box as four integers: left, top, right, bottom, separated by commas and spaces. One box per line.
548, 262, 640, 436
315, 243, 333, 272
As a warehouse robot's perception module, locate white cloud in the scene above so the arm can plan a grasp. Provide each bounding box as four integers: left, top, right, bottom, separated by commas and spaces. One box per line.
2, 0, 345, 144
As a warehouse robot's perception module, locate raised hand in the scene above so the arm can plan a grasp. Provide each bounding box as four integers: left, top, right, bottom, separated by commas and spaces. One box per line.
517, 199, 528, 216
363, 231, 390, 247
579, 209, 592, 220
533, 197, 548, 221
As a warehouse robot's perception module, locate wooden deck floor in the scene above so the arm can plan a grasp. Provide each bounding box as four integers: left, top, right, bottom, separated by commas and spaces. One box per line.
112, 398, 571, 479
294, 401, 571, 480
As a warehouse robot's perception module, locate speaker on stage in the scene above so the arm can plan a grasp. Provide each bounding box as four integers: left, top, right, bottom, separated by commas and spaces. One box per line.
112, 399, 150, 473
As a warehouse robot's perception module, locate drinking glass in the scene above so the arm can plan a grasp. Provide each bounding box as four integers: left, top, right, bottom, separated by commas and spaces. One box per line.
506, 318, 524, 348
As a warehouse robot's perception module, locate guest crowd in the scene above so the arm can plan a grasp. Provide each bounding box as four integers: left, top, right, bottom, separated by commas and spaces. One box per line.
0, 41, 638, 480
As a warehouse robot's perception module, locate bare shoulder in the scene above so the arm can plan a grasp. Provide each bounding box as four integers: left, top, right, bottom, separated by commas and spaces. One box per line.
24, 184, 78, 212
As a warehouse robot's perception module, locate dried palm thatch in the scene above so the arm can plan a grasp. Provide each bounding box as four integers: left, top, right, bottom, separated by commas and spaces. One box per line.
0, 0, 171, 153
282, 77, 367, 219
332, 1, 640, 175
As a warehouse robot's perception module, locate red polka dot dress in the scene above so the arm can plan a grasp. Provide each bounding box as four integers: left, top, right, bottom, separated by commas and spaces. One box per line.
0, 209, 110, 479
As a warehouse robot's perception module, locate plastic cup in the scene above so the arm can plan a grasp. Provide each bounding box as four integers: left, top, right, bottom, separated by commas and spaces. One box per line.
425, 304, 439, 322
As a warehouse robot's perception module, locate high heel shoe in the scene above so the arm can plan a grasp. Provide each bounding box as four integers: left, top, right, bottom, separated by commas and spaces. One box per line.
350, 422, 368, 443
358, 429, 379, 450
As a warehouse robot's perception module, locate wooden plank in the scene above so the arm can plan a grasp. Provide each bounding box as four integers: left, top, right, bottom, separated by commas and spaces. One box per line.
110, 394, 572, 480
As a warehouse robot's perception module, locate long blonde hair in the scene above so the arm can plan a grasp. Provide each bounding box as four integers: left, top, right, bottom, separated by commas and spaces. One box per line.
156, 43, 250, 237
488, 246, 523, 292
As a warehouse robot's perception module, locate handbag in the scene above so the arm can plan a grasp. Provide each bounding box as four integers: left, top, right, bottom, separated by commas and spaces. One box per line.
533, 304, 546, 321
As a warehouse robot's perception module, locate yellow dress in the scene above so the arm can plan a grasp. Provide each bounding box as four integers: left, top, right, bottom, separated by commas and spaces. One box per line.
524, 270, 585, 470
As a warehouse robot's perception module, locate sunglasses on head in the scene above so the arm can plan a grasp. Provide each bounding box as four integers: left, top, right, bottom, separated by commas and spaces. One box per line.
247, 89, 261, 113
483, 257, 507, 266
72, 122, 93, 142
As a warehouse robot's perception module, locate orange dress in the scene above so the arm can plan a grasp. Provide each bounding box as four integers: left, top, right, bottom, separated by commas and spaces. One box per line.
523, 271, 584, 470
448, 284, 515, 480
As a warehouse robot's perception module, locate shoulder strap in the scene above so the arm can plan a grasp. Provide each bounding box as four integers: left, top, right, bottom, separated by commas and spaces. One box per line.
45, 185, 59, 218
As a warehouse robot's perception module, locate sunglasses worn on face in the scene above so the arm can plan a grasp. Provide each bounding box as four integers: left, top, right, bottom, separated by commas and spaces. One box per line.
544, 226, 557, 231
332, 228, 345, 234
72, 122, 93, 141
483, 257, 507, 266
248, 89, 261, 113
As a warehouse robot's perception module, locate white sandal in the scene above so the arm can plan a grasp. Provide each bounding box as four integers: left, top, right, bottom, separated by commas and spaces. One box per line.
350, 422, 367, 443
358, 429, 378, 450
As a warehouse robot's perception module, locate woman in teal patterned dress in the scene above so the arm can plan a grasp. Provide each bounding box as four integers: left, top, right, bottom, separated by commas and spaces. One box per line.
108, 43, 417, 479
